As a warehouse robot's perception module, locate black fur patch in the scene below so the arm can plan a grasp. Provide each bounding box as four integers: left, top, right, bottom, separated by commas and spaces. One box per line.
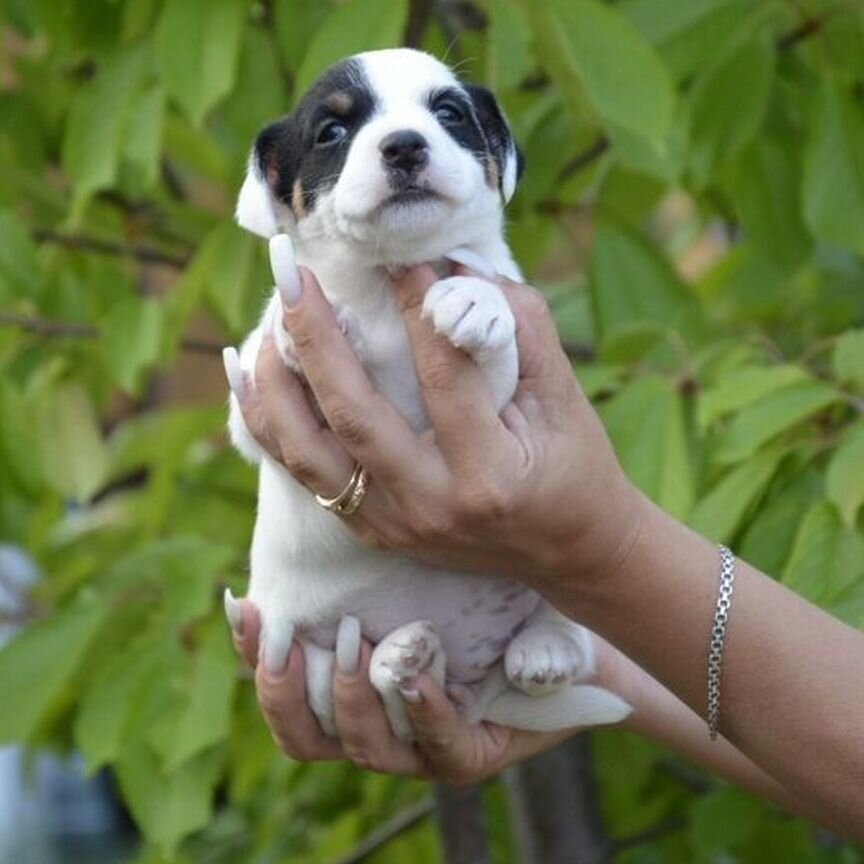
253, 59, 377, 217
464, 84, 524, 193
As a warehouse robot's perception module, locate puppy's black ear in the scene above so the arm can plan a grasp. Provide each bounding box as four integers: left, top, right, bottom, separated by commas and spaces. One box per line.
236, 118, 297, 237
465, 84, 524, 202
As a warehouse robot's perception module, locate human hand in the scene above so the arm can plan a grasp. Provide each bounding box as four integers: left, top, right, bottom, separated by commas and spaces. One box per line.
227, 260, 644, 602
227, 598, 579, 782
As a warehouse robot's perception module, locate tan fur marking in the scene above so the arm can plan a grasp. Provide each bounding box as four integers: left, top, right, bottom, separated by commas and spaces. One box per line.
326, 91, 353, 114
485, 154, 499, 191
292, 177, 306, 219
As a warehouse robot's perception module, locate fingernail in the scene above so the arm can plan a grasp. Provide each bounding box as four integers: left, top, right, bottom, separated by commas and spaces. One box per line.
262, 641, 289, 676
336, 615, 361, 676
444, 247, 497, 279
223, 588, 244, 636
222, 347, 246, 400
399, 683, 423, 704
270, 234, 302, 307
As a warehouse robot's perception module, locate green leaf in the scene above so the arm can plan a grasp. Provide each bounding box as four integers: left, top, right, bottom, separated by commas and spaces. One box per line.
102, 296, 163, 396
75, 633, 162, 773
61, 43, 147, 208
833, 329, 864, 390
273, 0, 331, 76
0, 376, 44, 494
600, 375, 693, 519
689, 446, 786, 543
517, 0, 675, 146
153, 618, 238, 771
622, 0, 746, 81
687, 32, 774, 185
295, 0, 409, 94
116, 742, 223, 856
487, 0, 532, 92
826, 420, 864, 527
0, 591, 106, 743
689, 788, 762, 858
203, 222, 258, 333
121, 82, 164, 192
739, 469, 822, 576
697, 364, 809, 432
803, 80, 864, 255
590, 223, 695, 341
731, 135, 811, 271
38, 382, 110, 502
783, 500, 864, 605
156, 0, 249, 126
0, 208, 41, 298
713, 381, 839, 464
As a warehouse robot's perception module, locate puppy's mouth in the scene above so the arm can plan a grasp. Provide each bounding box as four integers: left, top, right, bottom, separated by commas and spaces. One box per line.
380, 184, 441, 208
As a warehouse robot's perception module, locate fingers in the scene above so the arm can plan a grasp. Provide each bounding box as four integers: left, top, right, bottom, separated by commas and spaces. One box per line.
225, 591, 260, 669
255, 643, 344, 760
283, 268, 435, 490
392, 265, 509, 467
252, 336, 357, 498
332, 641, 425, 775
498, 280, 587, 429
403, 675, 509, 784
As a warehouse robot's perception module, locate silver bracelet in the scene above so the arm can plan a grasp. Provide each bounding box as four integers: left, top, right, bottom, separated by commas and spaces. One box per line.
707, 544, 736, 740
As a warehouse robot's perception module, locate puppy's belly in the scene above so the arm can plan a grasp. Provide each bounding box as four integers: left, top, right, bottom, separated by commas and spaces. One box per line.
249, 461, 541, 684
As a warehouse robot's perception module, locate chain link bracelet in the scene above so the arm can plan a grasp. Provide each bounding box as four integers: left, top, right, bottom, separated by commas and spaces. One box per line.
707, 544, 736, 740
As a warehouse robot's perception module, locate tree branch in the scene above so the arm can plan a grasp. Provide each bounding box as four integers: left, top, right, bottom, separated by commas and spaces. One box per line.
0, 312, 224, 356
328, 797, 434, 864
31, 228, 191, 270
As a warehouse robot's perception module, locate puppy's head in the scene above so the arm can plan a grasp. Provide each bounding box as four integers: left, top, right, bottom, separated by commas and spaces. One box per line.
236, 48, 522, 260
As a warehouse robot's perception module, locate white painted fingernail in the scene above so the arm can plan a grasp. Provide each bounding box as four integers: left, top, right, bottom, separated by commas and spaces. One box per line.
222, 346, 246, 399
336, 615, 361, 676
270, 234, 302, 307
223, 588, 243, 635
445, 247, 496, 279
262, 639, 290, 676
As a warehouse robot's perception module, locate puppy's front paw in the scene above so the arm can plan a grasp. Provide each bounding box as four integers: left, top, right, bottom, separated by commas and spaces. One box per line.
267, 304, 302, 374
505, 624, 593, 697
335, 307, 367, 363
422, 276, 515, 358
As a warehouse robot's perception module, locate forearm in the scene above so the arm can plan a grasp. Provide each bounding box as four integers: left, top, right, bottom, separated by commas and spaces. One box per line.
559, 492, 864, 837
605, 644, 855, 836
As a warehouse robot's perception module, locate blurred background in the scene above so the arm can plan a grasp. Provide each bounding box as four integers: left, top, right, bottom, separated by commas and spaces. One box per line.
0, 0, 862, 862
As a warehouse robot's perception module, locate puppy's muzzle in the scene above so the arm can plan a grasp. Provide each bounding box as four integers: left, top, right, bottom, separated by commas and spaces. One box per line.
380, 129, 429, 184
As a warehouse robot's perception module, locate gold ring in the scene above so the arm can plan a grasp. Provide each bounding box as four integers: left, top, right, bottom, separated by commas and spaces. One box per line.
315, 463, 369, 516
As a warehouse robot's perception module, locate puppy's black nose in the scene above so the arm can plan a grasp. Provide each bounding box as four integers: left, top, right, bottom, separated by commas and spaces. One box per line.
379, 130, 429, 172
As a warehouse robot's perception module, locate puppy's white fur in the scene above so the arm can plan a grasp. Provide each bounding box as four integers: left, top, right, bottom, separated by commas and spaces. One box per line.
228, 49, 630, 738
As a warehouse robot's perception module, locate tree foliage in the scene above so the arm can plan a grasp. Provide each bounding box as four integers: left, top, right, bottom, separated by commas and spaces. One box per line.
0, 0, 862, 861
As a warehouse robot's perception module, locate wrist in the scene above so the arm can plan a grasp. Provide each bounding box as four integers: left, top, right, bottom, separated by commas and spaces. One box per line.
540, 474, 650, 606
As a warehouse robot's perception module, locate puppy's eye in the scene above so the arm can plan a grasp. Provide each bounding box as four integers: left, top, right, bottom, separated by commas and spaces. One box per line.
433, 100, 465, 125
315, 120, 348, 146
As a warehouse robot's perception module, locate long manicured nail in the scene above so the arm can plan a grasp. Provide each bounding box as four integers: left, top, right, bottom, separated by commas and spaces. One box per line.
262, 626, 294, 676
444, 247, 497, 280
336, 615, 361, 676
223, 588, 244, 636
270, 234, 302, 307
222, 347, 246, 399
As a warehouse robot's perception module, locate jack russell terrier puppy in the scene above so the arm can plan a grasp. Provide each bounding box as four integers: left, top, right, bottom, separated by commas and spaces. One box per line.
223, 48, 629, 740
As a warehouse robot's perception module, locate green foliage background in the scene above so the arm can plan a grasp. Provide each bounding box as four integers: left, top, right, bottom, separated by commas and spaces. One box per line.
0, 0, 862, 861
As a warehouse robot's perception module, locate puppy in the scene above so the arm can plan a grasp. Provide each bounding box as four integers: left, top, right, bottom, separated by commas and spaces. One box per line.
225, 48, 629, 739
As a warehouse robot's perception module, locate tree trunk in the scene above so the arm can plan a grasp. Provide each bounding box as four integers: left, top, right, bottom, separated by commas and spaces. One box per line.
434, 783, 493, 864
505, 735, 610, 864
